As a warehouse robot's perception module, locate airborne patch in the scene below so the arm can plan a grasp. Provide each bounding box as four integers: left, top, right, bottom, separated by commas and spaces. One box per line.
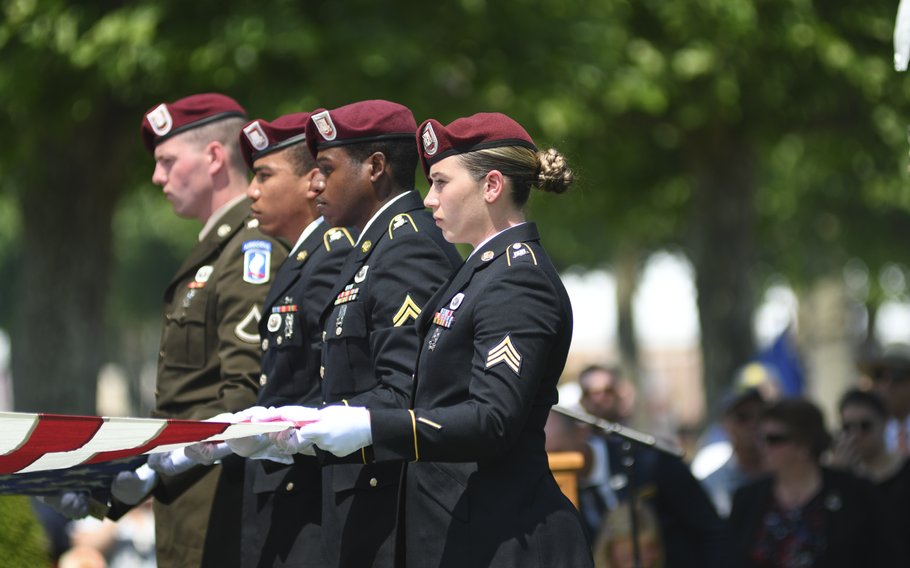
485, 334, 522, 376
393, 295, 421, 327
242, 240, 272, 284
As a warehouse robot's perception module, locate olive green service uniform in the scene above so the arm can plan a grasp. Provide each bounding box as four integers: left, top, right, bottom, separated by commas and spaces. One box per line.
152, 197, 287, 568
242, 221, 356, 568
318, 190, 463, 568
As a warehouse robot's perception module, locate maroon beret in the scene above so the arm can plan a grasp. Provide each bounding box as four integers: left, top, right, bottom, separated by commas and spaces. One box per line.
238, 112, 312, 171
418, 113, 538, 179
141, 93, 247, 155
305, 100, 416, 159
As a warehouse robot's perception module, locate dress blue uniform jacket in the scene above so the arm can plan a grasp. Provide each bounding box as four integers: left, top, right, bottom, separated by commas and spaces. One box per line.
318, 190, 463, 568
368, 222, 594, 568
241, 222, 355, 568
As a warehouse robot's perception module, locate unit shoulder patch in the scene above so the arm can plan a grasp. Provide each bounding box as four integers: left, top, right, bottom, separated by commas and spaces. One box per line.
388, 214, 418, 239
235, 305, 262, 344
485, 333, 522, 376
324, 227, 355, 251
393, 295, 422, 327
506, 243, 537, 267
242, 240, 272, 284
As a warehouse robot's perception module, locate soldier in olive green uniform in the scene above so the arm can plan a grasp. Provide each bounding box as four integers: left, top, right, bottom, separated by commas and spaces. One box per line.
131, 94, 286, 568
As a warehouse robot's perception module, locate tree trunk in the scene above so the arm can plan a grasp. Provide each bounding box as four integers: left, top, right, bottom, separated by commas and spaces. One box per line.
614, 242, 646, 428
10, 99, 133, 415
688, 127, 757, 421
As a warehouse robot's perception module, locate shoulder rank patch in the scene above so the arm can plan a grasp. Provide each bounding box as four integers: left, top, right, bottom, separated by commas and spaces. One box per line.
235, 305, 262, 343
243, 240, 272, 284
324, 227, 354, 251
506, 243, 537, 266
486, 334, 522, 376
388, 214, 418, 239
393, 295, 421, 327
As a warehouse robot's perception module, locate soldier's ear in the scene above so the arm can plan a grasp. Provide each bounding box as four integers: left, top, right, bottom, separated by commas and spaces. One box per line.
483, 170, 505, 203
368, 152, 388, 183
205, 141, 227, 176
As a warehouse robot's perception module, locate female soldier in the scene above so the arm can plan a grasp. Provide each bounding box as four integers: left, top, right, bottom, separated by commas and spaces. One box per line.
266, 113, 593, 567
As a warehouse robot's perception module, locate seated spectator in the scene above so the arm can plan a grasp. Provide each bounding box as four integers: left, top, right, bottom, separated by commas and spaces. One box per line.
830, 389, 910, 556
700, 387, 768, 517
730, 398, 906, 567
545, 409, 735, 567
593, 501, 664, 568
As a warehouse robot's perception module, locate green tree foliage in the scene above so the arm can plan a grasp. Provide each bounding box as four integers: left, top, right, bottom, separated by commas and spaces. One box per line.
0, 497, 50, 567
1, 0, 908, 416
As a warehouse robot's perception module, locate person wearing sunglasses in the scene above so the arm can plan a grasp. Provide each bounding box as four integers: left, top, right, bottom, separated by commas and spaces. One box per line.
729, 398, 906, 567
831, 389, 910, 559
865, 344, 910, 456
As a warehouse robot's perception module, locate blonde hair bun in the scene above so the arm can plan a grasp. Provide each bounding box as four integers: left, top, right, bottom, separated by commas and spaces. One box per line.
537, 148, 575, 195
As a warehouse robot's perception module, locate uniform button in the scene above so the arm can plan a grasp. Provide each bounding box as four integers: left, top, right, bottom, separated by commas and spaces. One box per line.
166, 314, 171, 320
286, 482, 295, 491
154, 388, 159, 395
261, 339, 268, 351
370, 478, 378, 487
259, 374, 267, 386
276, 336, 283, 345
320, 366, 325, 378
159, 350, 165, 358
322, 331, 326, 342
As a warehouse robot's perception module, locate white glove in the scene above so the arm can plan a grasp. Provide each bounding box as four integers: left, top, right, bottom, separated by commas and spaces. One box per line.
268, 428, 317, 456
42, 492, 90, 519
147, 448, 198, 476
225, 434, 272, 458
251, 405, 321, 425
184, 442, 234, 465
233, 406, 273, 422
253, 406, 321, 455
296, 405, 373, 457
111, 464, 158, 505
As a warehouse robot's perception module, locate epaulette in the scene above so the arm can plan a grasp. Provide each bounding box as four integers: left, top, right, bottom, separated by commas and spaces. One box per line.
505, 243, 537, 266
324, 227, 355, 251
388, 213, 418, 239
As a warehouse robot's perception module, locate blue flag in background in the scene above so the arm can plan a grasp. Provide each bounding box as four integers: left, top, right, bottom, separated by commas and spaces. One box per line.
755, 326, 805, 396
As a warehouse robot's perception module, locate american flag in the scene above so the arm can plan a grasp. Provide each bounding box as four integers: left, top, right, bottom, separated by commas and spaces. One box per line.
0, 411, 300, 497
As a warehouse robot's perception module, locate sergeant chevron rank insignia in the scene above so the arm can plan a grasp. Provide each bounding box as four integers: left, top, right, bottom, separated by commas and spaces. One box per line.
486, 334, 522, 376
393, 295, 421, 327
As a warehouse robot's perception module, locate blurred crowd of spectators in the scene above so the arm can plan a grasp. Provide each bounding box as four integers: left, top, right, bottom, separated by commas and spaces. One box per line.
548, 344, 910, 567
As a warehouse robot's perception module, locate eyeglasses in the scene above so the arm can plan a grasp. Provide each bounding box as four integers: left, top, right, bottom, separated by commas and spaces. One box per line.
842, 420, 875, 435
763, 432, 792, 446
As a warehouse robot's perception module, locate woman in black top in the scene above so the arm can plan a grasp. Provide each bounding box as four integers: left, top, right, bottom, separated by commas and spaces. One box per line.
729, 398, 905, 567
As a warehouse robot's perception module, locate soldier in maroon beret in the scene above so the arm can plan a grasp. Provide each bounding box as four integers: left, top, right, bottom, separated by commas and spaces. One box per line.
258, 100, 463, 568
215, 112, 356, 568
267, 112, 594, 567
115, 94, 286, 568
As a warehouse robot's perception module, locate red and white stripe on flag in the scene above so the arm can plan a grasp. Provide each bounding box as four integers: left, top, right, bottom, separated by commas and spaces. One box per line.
0, 412, 298, 475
